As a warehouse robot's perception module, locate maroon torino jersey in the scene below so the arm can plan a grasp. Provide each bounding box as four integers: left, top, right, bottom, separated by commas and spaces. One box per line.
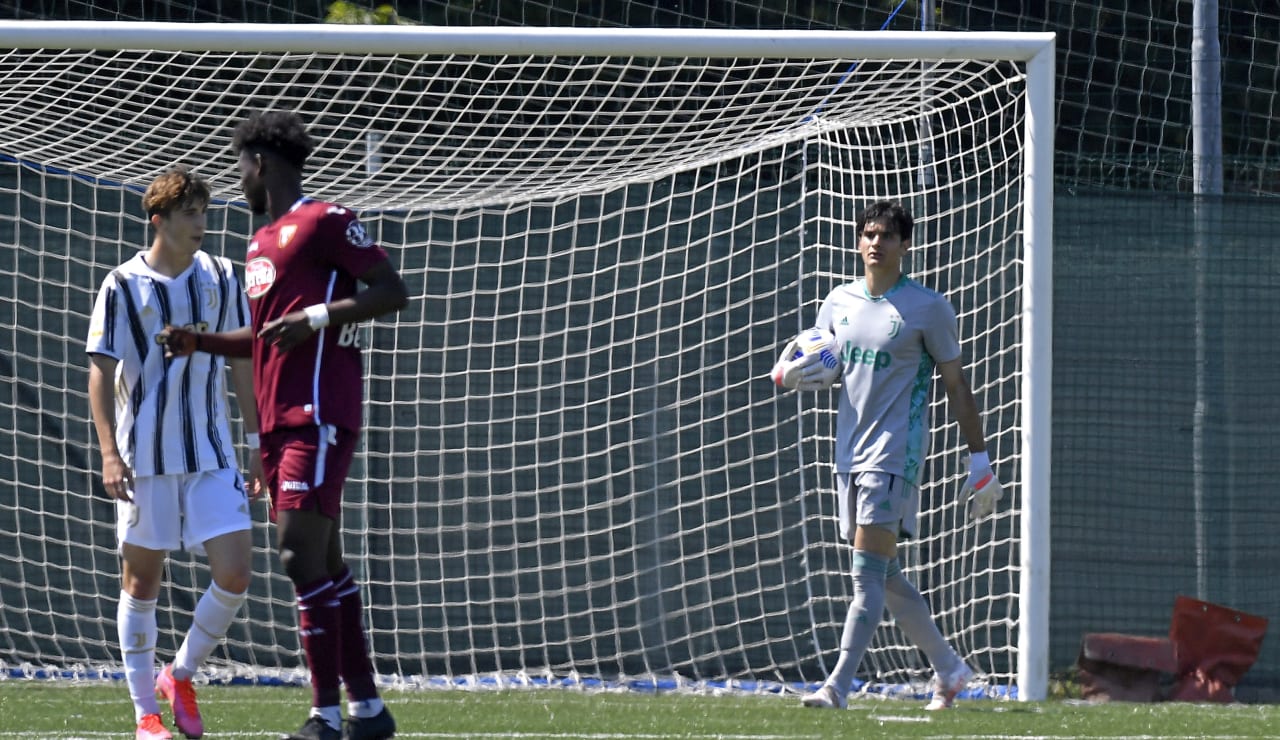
243, 198, 389, 434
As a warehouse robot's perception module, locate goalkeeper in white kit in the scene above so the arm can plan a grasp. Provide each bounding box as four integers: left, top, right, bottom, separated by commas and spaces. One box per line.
771, 200, 1004, 710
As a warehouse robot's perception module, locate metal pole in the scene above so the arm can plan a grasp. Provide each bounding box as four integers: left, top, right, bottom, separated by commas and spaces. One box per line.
1191, 0, 1222, 601
917, 0, 936, 191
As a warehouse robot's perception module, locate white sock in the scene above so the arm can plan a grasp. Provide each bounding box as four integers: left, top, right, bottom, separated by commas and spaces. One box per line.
118, 591, 160, 720
827, 551, 889, 694
884, 560, 964, 677
349, 696, 384, 719
173, 582, 247, 679
309, 705, 343, 730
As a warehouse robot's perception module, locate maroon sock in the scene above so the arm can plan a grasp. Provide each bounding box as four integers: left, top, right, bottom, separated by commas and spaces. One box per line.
296, 578, 342, 708
333, 566, 378, 702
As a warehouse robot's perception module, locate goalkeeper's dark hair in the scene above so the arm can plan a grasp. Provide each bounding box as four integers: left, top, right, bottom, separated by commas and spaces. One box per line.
856, 200, 914, 241
233, 111, 314, 170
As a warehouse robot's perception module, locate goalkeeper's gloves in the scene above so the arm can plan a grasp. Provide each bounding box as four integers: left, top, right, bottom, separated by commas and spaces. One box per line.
771, 339, 829, 391
964, 450, 1004, 520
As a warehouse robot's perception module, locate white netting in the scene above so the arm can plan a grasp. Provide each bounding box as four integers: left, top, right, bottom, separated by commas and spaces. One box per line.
0, 28, 1038, 696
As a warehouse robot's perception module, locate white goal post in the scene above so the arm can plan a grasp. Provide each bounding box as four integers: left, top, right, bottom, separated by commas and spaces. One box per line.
0, 22, 1053, 701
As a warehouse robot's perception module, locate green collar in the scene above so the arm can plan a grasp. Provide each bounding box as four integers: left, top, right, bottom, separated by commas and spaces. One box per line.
861, 274, 908, 301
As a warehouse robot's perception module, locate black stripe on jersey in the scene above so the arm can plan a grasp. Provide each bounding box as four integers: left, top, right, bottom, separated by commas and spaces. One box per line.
212, 259, 235, 468
112, 270, 151, 467
151, 277, 173, 475
232, 266, 249, 329
101, 280, 118, 353
191, 265, 231, 470
112, 270, 150, 362
180, 274, 201, 472
204, 360, 229, 469
128, 380, 145, 462
210, 256, 232, 332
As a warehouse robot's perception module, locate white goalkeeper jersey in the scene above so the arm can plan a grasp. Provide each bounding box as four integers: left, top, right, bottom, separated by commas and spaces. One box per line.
815, 276, 961, 486
86, 251, 250, 477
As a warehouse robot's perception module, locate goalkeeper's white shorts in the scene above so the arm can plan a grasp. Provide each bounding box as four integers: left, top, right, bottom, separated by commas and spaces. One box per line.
836, 470, 920, 541
116, 468, 251, 556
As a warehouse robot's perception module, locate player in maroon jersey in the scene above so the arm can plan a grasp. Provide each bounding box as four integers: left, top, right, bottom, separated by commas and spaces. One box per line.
161, 111, 407, 740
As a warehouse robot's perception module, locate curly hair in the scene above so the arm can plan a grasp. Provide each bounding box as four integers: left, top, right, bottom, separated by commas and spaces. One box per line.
232, 110, 314, 170
142, 166, 211, 217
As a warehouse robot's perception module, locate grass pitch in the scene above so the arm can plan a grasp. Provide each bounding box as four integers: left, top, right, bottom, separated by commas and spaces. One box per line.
0, 681, 1277, 739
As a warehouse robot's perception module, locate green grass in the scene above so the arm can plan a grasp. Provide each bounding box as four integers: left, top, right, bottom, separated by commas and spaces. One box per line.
1, 682, 1277, 739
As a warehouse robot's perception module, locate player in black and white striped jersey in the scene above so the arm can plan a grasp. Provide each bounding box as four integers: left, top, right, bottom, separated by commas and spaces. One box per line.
87, 166, 262, 740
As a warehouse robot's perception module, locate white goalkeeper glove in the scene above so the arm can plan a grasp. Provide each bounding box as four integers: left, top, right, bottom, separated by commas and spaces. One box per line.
770, 339, 829, 391
964, 450, 1004, 520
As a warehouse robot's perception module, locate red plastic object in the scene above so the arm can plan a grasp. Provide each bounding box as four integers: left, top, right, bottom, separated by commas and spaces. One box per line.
1167, 595, 1268, 703
1076, 633, 1176, 702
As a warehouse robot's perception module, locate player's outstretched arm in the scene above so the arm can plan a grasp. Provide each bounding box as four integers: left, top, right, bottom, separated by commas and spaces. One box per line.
937, 357, 1004, 519
159, 325, 254, 359
258, 260, 410, 352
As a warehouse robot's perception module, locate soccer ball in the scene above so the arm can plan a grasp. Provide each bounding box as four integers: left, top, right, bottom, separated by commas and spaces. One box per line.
785, 327, 843, 387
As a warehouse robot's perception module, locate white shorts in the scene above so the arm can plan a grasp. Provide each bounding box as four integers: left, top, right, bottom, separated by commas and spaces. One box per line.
836, 470, 920, 541
116, 468, 251, 556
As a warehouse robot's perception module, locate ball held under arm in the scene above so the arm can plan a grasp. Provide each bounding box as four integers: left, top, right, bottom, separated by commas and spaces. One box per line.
771, 338, 823, 389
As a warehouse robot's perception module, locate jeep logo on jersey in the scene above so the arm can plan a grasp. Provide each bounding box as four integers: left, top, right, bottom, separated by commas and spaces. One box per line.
843, 345, 893, 371
245, 256, 276, 299
346, 220, 374, 248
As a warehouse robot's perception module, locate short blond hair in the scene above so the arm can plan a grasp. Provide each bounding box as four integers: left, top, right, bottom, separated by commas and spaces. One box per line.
142, 166, 210, 217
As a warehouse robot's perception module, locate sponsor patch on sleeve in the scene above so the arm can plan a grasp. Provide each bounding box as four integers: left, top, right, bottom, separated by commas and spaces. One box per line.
346, 220, 374, 248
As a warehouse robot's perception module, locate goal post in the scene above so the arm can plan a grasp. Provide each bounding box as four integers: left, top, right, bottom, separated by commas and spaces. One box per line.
12, 21, 1055, 59
0, 22, 1053, 701
1020, 40, 1054, 704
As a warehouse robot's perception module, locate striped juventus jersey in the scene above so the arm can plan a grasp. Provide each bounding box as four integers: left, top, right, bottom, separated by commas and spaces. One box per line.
815, 276, 961, 484
86, 251, 251, 477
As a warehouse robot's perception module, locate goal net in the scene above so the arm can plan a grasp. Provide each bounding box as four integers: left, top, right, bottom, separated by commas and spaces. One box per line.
0, 23, 1053, 699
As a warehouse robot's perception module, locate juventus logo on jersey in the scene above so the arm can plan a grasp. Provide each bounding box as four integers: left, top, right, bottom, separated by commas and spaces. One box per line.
888, 318, 903, 338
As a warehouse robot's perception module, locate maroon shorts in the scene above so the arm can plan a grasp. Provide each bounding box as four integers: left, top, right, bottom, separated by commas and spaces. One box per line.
260, 424, 357, 522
